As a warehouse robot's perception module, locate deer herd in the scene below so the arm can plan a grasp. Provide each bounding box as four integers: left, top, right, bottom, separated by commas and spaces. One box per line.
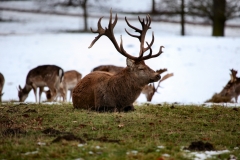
0, 11, 239, 111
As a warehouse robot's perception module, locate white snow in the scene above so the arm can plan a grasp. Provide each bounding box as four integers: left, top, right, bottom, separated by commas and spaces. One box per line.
0, 1, 240, 105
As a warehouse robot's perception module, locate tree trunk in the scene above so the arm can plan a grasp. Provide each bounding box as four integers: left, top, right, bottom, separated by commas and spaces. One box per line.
212, 0, 226, 36
151, 0, 157, 14
82, 0, 88, 32
180, 0, 185, 36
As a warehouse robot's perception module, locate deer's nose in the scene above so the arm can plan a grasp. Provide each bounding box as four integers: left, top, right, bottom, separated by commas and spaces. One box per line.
155, 74, 161, 81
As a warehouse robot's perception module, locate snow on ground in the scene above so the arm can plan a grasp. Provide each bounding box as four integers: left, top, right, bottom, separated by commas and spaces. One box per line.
0, 1, 240, 105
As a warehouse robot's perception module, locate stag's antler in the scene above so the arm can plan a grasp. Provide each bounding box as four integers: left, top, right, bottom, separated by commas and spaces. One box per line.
154, 73, 174, 92
88, 9, 164, 62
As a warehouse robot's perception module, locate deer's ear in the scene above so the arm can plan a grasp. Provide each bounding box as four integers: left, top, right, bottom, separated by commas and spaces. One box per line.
126, 58, 135, 68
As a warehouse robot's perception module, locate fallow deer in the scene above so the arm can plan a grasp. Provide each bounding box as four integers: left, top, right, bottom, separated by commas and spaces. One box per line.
92, 65, 173, 102
220, 69, 240, 103
0, 72, 5, 103
44, 70, 82, 102
18, 65, 64, 103
141, 71, 174, 102
72, 10, 165, 112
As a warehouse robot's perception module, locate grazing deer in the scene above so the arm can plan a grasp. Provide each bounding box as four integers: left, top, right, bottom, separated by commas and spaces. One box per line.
44, 70, 82, 102
220, 69, 240, 103
72, 10, 165, 112
92, 65, 173, 102
141, 71, 174, 102
18, 65, 64, 103
0, 72, 5, 103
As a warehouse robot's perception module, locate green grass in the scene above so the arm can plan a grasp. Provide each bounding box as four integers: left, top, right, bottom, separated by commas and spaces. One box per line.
0, 102, 240, 160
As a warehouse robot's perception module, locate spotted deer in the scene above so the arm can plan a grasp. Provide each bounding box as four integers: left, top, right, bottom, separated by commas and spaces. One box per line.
44, 70, 82, 102
72, 10, 165, 112
220, 69, 240, 103
92, 65, 173, 102
0, 72, 5, 103
18, 65, 64, 103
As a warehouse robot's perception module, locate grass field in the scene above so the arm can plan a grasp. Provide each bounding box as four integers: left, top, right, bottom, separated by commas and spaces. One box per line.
0, 103, 240, 160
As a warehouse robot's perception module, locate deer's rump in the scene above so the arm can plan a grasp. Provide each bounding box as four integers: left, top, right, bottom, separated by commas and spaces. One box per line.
72, 71, 113, 110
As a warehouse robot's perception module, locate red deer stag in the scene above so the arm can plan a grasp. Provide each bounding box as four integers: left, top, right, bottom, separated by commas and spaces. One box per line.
18, 65, 64, 103
44, 70, 82, 102
0, 72, 5, 103
92, 65, 173, 102
72, 10, 164, 112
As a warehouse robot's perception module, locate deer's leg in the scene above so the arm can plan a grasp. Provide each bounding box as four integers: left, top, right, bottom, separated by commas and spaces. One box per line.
31, 84, 38, 103
39, 87, 44, 103
69, 90, 72, 102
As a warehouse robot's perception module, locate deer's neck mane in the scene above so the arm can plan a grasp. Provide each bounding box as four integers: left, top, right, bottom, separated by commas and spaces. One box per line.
108, 68, 145, 91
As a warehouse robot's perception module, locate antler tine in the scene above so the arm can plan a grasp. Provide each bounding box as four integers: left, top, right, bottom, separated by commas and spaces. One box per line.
88, 17, 105, 48
138, 44, 164, 61
155, 73, 174, 91
125, 15, 154, 57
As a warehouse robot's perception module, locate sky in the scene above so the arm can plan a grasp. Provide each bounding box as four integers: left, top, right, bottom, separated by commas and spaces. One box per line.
0, 1, 240, 106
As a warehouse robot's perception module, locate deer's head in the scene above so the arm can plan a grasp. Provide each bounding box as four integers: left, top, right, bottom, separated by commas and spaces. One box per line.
88, 10, 164, 85
18, 85, 28, 102
220, 69, 238, 97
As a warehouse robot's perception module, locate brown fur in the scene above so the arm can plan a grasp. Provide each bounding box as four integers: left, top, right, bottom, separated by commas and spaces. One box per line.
18, 65, 64, 103
73, 11, 164, 112
73, 60, 160, 112
44, 70, 82, 102
92, 65, 173, 102
0, 72, 5, 103
220, 76, 240, 103
92, 65, 124, 75
206, 69, 240, 103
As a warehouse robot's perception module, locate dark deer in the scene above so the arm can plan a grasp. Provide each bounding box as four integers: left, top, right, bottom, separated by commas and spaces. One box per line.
44, 70, 82, 102
92, 65, 173, 102
220, 69, 240, 103
72, 10, 165, 112
0, 72, 5, 103
18, 65, 64, 103
206, 69, 240, 103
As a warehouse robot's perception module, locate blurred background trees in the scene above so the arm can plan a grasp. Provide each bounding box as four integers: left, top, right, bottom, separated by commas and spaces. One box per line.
150, 0, 240, 36
1, 0, 239, 36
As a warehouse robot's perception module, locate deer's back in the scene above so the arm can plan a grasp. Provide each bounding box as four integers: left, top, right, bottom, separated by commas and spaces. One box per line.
26, 65, 63, 86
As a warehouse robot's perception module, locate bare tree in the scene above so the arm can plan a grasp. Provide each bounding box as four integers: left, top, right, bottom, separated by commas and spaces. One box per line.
153, 0, 186, 36
188, 0, 240, 36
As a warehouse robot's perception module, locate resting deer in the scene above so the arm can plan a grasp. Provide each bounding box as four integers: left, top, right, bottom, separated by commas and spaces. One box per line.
92, 65, 173, 102
220, 69, 240, 103
44, 70, 82, 102
18, 65, 64, 103
72, 10, 165, 112
0, 72, 5, 103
